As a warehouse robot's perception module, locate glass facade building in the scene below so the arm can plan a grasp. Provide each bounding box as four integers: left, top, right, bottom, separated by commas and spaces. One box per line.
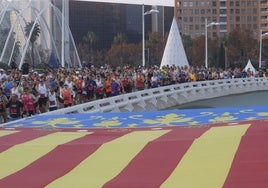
68, 1, 174, 50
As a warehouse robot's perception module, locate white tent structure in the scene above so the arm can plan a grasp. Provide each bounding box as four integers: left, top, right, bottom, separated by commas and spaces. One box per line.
160, 17, 189, 68
244, 59, 256, 74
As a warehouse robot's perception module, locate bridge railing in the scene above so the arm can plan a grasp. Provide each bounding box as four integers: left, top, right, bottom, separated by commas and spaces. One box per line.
41, 77, 268, 115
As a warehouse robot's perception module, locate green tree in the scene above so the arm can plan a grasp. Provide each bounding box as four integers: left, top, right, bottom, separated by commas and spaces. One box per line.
147, 32, 165, 66
24, 21, 40, 69
181, 34, 193, 65
262, 38, 268, 63
224, 27, 257, 68
191, 36, 205, 67
105, 43, 141, 67
83, 31, 98, 62
113, 32, 127, 64
11, 41, 21, 65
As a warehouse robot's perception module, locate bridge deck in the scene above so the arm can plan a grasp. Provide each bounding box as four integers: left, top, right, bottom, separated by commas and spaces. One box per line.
0, 106, 268, 187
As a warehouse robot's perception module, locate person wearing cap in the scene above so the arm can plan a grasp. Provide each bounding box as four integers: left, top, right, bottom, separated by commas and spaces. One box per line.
0, 87, 8, 123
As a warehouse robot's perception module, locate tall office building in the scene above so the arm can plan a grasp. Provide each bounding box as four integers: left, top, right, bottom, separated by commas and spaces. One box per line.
175, 0, 268, 40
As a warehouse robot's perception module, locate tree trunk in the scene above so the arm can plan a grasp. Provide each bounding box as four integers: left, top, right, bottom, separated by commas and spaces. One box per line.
32, 42, 34, 69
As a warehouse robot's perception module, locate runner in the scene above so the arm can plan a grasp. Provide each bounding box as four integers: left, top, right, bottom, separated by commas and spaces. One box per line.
0, 87, 8, 123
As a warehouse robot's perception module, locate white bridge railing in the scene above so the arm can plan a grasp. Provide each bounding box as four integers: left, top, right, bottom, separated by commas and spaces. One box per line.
42, 77, 268, 115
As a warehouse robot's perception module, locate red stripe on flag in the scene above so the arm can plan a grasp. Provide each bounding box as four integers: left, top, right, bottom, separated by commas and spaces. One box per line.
0, 129, 129, 187
0, 129, 53, 152
103, 126, 209, 188
224, 120, 268, 188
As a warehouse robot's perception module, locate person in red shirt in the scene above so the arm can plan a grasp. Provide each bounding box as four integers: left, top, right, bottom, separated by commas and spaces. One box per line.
21, 87, 38, 117
75, 75, 84, 104
104, 77, 112, 97
135, 72, 145, 91
61, 84, 73, 107
121, 74, 132, 93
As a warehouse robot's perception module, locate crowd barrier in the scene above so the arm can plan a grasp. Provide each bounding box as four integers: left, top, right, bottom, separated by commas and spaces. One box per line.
41, 77, 268, 115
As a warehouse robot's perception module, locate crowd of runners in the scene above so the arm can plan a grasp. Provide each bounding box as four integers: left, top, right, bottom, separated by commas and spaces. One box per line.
0, 63, 266, 123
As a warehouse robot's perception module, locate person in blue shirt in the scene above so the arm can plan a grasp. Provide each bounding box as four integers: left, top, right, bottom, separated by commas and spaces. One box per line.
3, 76, 13, 100
111, 78, 120, 96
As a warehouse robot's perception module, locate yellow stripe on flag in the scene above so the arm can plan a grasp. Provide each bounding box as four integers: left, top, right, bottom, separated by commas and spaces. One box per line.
0, 130, 19, 137
47, 130, 170, 188
0, 132, 89, 179
161, 124, 250, 188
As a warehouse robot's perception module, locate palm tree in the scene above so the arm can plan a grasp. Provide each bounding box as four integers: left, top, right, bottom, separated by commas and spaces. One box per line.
25, 21, 40, 69
11, 41, 21, 65
113, 32, 127, 64
83, 31, 98, 61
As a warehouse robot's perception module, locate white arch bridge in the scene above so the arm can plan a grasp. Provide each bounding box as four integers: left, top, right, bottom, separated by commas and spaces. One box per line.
42, 77, 268, 116
0, 0, 81, 69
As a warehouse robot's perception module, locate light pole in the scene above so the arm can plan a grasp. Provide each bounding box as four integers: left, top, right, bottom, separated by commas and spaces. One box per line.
259, 30, 268, 68
205, 18, 220, 68
142, 4, 159, 67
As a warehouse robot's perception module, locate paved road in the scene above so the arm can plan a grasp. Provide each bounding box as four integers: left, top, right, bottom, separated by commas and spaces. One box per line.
0, 106, 268, 187
2, 105, 268, 129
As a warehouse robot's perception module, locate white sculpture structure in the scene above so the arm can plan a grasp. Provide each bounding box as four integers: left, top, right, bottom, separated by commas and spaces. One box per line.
244, 59, 256, 75
160, 17, 189, 68
0, 0, 81, 69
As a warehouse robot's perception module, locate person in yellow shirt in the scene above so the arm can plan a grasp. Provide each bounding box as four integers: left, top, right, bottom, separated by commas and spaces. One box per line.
189, 71, 197, 82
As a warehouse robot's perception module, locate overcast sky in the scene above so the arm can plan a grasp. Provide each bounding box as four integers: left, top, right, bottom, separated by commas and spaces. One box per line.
77, 0, 174, 7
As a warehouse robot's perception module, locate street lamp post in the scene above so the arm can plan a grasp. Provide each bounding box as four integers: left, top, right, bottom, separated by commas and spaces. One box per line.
142, 4, 159, 67
259, 30, 268, 68
205, 18, 220, 68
